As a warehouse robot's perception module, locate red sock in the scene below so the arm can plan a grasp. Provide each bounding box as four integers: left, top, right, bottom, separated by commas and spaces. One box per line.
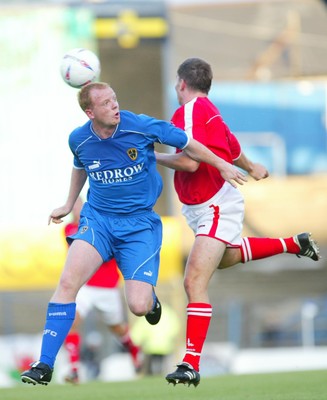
121, 331, 135, 352
182, 303, 212, 372
64, 332, 80, 371
241, 237, 300, 263
121, 331, 141, 370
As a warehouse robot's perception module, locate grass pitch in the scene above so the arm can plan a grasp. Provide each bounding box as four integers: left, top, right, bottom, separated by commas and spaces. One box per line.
1, 370, 326, 400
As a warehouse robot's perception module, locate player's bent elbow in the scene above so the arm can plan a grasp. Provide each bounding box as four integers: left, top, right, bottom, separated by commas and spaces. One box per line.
181, 159, 199, 172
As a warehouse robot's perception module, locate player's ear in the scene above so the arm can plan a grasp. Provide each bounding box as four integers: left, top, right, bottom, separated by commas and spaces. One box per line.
180, 79, 187, 91
85, 109, 93, 119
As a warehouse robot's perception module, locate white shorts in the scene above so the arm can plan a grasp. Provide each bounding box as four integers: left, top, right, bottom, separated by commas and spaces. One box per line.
76, 285, 125, 326
182, 182, 244, 247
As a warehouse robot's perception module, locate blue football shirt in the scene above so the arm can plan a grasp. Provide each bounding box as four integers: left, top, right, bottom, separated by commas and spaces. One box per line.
69, 110, 189, 214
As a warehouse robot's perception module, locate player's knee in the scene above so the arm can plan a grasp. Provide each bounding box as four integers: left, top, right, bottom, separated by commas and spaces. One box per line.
128, 299, 150, 317
58, 274, 79, 297
184, 275, 198, 297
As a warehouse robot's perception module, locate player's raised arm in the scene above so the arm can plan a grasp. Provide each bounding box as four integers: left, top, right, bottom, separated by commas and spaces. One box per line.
184, 138, 247, 187
155, 150, 199, 172
160, 137, 247, 188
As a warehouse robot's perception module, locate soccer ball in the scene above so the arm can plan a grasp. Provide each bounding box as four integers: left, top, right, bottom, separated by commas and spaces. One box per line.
60, 48, 101, 88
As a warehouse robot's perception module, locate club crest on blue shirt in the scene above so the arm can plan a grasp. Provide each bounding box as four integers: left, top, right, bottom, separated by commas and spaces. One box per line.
127, 148, 138, 160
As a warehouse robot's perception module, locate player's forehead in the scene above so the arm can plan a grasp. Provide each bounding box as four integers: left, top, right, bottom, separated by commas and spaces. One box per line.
91, 86, 117, 104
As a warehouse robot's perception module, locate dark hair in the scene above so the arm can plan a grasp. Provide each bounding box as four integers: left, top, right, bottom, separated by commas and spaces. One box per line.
78, 82, 110, 111
177, 58, 212, 94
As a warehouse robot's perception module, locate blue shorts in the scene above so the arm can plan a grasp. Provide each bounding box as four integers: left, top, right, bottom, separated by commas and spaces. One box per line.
67, 203, 162, 286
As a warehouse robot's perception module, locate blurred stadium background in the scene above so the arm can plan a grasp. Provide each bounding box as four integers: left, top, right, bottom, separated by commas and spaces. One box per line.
0, 0, 326, 387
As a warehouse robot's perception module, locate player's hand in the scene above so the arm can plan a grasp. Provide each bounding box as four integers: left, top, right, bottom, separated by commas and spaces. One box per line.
48, 206, 71, 225
220, 163, 247, 188
249, 163, 269, 181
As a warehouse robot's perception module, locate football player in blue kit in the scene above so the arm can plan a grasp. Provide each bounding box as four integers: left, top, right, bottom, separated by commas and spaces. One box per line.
21, 82, 246, 385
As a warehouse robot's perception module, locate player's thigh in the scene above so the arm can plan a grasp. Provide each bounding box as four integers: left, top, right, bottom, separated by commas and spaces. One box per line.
62, 239, 103, 289
186, 236, 226, 284
124, 279, 153, 314
219, 246, 242, 269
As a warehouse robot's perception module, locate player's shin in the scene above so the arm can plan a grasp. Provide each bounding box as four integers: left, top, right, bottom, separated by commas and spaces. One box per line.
40, 302, 76, 368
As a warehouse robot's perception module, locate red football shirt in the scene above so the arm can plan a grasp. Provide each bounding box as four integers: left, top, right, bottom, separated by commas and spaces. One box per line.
64, 223, 120, 288
172, 96, 241, 205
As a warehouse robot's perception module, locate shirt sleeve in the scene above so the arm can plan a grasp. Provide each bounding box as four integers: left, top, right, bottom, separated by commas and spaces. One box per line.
68, 132, 84, 169
159, 120, 189, 149
141, 114, 189, 150
229, 132, 242, 161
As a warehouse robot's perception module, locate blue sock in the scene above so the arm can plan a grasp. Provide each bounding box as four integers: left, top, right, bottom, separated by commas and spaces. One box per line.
39, 302, 76, 369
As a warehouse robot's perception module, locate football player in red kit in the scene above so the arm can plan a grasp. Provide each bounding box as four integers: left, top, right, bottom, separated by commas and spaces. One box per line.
156, 58, 320, 387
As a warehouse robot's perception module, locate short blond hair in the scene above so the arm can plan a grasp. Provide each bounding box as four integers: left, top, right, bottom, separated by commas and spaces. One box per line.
78, 82, 110, 111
